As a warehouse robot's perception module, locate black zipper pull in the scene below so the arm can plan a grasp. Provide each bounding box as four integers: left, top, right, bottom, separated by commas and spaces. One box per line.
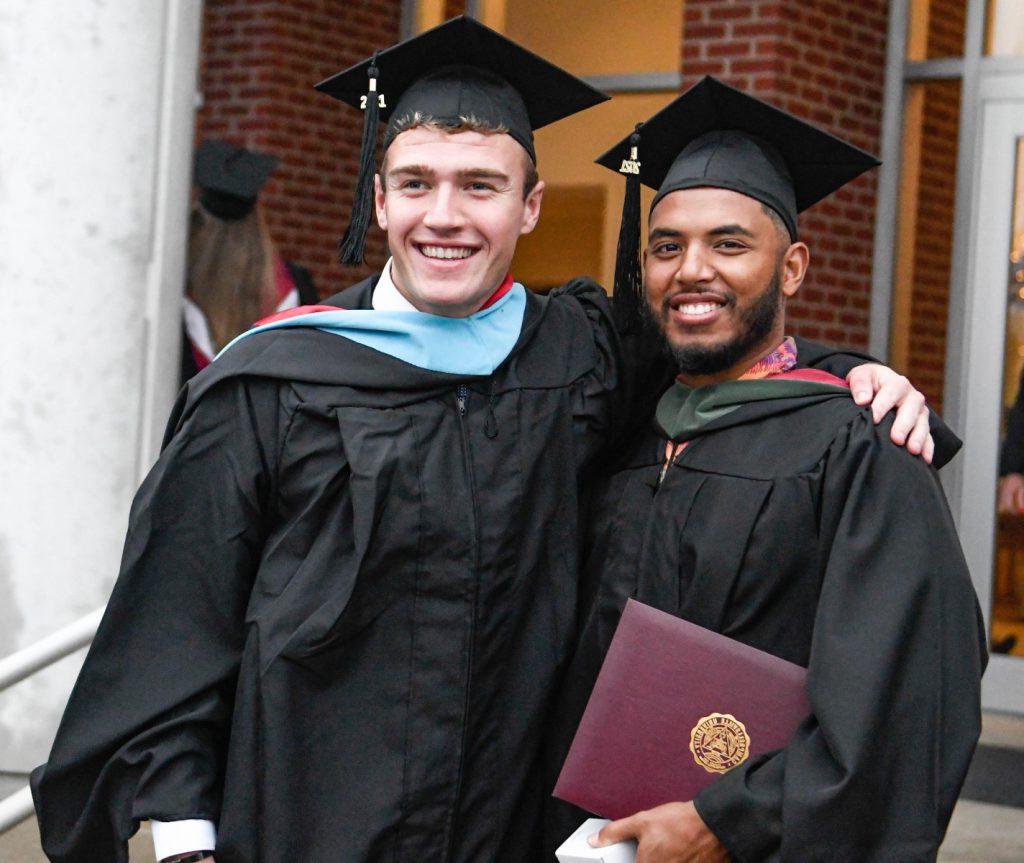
456, 384, 469, 416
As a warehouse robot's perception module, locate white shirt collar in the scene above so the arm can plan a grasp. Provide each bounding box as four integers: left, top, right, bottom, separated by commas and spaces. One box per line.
371, 259, 418, 311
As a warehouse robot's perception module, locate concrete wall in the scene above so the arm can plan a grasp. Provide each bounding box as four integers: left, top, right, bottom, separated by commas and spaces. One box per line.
0, 0, 202, 771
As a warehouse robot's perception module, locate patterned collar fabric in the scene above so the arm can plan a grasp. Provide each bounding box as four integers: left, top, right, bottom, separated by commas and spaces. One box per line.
738, 336, 798, 380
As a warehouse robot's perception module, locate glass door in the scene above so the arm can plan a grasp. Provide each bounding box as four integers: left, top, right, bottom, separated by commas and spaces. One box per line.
957, 84, 1024, 712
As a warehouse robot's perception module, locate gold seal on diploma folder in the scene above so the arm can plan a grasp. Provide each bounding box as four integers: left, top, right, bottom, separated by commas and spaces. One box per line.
689, 712, 750, 774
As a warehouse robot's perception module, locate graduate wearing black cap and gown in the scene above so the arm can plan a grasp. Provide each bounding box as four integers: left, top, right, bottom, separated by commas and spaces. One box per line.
31, 28, 940, 862
31, 18, 627, 863
544, 78, 985, 862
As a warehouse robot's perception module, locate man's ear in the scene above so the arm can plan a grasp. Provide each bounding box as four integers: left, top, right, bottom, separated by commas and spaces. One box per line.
780, 242, 809, 297
520, 179, 545, 236
374, 173, 387, 231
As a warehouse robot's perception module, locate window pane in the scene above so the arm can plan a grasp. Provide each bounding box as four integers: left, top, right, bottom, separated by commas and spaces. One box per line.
993, 139, 1024, 659
889, 80, 962, 414
986, 0, 1024, 56
906, 0, 968, 61
505, 0, 682, 76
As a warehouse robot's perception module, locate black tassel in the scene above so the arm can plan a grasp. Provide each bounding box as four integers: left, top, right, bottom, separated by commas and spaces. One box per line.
338, 54, 384, 266
613, 124, 644, 332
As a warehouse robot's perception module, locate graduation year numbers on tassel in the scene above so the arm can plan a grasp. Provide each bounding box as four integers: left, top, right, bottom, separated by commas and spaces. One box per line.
338, 56, 386, 266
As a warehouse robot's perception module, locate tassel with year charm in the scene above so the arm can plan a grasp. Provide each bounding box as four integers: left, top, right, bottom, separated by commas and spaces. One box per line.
338, 53, 386, 266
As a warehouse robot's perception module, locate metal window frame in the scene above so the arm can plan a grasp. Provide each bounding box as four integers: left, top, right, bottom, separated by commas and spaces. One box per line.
903, 57, 965, 79
940, 0, 987, 511
868, 0, 911, 360
871, 0, 998, 511
400, 0, 415, 38
952, 82, 1024, 712
583, 72, 682, 93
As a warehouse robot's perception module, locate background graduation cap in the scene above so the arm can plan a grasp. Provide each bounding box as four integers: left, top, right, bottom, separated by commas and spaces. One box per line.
315, 15, 608, 265
596, 76, 880, 321
194, 139, 280, 221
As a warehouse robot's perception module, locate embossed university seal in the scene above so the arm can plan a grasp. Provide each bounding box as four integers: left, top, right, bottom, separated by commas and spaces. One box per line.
689, 712, 751, 774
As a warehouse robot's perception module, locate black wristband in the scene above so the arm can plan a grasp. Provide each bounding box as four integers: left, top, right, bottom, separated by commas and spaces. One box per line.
161, 853, 214, 863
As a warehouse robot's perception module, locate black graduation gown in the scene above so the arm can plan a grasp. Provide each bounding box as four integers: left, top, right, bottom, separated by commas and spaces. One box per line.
31, 276, 626, 863
545, 389, 985, 862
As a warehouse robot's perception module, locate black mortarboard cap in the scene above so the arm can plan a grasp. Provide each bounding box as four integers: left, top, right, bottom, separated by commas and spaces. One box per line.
194, 140, 279, 221
316, 15, 609, 265
597, 77, 880, 318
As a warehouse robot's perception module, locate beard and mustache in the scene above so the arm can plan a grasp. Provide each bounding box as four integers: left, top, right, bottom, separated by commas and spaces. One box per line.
645, 268, 783, 378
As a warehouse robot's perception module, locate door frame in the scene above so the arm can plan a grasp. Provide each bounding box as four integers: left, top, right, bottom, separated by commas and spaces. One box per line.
953, 72, 1024, 713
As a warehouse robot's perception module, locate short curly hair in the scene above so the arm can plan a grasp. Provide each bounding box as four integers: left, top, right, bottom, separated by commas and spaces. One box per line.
381, 113, 540, 200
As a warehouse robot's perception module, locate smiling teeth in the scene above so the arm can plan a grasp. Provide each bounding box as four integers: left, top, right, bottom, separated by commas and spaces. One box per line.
679, 303, 719, 316
421, 245, 474, 260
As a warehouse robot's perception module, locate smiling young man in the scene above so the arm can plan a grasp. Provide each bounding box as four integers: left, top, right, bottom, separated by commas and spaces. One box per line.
30, 19, 623, 863
545, 78, 986, 862
32, 28, 940, 863
375, 122, 542, 316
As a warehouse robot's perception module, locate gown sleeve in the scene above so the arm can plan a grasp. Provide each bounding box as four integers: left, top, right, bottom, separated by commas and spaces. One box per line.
548, 278, 674, 468
793, 336, 962, 470
691, 411, 986, 863
548, 279, 625, 466
30, 376, 283, 863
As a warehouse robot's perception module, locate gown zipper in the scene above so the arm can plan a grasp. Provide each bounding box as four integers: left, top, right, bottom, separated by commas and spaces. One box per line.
446, 383, 480, 860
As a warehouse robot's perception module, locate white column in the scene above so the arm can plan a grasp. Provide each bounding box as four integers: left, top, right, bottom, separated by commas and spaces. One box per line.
0, 0, 202, 770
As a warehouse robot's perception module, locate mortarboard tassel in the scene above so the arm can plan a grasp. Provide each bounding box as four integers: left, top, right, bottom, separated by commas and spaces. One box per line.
613, 124, 644, 332
338, 54, 384, 266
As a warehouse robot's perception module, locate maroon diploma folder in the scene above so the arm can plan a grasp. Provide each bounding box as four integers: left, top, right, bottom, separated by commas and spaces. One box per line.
554, 600, 810, 818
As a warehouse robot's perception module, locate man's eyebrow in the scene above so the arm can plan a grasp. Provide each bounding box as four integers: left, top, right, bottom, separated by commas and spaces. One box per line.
384, 166, 512, 184
648, 224, 757, 242
385, 164, 434, 178
708, 223, 755, 238
458, 168, 511, 181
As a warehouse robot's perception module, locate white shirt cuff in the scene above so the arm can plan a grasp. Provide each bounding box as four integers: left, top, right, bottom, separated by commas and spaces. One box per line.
151, 819, 217, 861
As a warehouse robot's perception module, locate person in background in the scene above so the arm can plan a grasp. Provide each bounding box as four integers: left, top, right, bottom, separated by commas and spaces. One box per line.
183, 140, 318, 382
998, 366, 1024, 512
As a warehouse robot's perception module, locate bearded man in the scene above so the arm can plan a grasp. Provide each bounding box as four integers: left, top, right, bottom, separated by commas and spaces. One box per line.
546, 78, 985, 863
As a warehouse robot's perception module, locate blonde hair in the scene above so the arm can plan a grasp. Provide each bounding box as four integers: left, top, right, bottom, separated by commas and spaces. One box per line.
186, 204, 279, 352
382, 113, 539, 198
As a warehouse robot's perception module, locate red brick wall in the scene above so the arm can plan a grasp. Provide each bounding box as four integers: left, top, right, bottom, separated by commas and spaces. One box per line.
924, 0, 967, 59
904, 81, 960, 413
682, 0, 889, 351
198, 0, 403, 297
